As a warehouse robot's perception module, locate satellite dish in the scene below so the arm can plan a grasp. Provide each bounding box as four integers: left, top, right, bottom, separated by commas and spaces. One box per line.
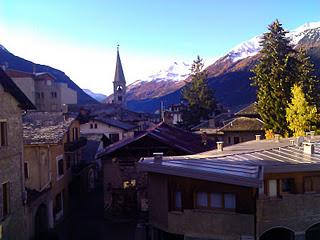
297, 136, 304, 146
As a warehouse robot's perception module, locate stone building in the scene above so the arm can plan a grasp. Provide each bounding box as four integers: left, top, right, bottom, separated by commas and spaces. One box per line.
22, 111, 87, 238
139, 136, 320, 240
6, 69, 77, 112
0, 68, 35, 240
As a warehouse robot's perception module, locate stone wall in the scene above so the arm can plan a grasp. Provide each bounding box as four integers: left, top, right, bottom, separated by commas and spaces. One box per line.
0, 86, 28, 239
168, 209, 254, 240
257, 194, 320, 237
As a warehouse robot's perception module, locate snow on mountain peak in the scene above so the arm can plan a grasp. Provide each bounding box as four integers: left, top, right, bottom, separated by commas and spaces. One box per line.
224, 21, 320, 63
226, 35, 262, 62
133, 61, 191, 85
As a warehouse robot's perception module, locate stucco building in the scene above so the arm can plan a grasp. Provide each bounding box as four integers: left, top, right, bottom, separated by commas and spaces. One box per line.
0, 68, 35, 240
6, 69, 77, 112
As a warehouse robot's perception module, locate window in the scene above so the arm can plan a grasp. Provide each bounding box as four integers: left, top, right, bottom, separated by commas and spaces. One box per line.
109, 133, 119, 143
72, 128, 79, 142
51, 92, 57, 98
196, 192, 208, 208
268, 180, 278, 197
281, 178, 294, 194
90, 123, 93, 129
57, 155, 64, 179
234, 137, 240, 144
175, 191, 182, 210
24, 162, 29, 179
94, 123, 98, 129
123, 179, 136, 189
224, 193, 236, 209
210, 193, 222, 208
2, 182, 10, 218
304, 176, 320, 193
0, 121, 8, 146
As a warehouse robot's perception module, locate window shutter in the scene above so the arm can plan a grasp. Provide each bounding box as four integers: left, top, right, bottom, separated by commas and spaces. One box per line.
0, 184, 3, 219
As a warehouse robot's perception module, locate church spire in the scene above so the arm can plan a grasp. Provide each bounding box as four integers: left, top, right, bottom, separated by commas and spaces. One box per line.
114, 44, 126, 84
113, 45, 126, 107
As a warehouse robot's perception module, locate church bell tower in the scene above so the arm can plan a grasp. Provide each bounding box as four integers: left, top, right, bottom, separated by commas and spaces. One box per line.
113, 45, 126, 107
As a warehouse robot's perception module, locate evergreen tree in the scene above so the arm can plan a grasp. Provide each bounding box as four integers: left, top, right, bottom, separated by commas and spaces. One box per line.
251, 20, 299, 135
286, 84, 317, 137
181, 56, 216, 127
296, 49, 320, 109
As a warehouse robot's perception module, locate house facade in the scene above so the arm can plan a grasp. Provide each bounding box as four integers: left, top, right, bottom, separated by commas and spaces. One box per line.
139, 137, 320, 240
22, 112, 86, 238
0, 68, 35, 240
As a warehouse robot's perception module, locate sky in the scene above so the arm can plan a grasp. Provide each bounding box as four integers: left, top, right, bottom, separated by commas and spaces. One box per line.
0, 0, 320, 95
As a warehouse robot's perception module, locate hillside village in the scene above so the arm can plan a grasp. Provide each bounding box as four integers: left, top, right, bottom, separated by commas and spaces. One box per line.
1, 18, 320, 240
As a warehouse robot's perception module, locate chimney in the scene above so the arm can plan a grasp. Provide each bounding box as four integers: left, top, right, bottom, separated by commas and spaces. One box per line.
216, 141, 224, 152
256, 135, 261, 141
208, 118, 215, 128
153, 152, 163, 163
274, 134, 280, 142
303, 142, 315, 155
289, 139, 295, 145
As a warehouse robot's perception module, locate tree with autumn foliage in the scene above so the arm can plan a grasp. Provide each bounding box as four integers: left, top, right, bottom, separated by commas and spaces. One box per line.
286, 84, 317, 137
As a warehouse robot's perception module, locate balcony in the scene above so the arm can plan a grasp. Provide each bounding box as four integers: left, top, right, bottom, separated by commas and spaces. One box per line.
167, 209, 254, 239
64, 137, 87, 152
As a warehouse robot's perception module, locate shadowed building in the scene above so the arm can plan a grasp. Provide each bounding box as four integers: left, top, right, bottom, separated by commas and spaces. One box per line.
96, 122, 214, 221
0, 68, 35, 240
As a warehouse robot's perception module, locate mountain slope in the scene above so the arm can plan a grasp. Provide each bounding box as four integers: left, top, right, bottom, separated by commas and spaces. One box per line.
128, 21, 320, 113
0, 47, 98, 105
83, 89, 107, 102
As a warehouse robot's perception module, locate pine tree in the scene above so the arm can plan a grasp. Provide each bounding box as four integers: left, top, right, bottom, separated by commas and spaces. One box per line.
181, 56, 216, 127
296, 49, 320, 109
286, 84, 317, 137
251, 20, 299, 135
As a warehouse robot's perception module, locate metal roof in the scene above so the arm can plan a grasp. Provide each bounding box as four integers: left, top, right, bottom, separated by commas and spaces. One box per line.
139, 136, 320, 187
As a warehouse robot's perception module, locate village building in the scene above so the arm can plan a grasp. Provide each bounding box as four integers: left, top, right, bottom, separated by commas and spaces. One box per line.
195, 102, 265, 146
5, 69, 77, 112
139, 136, 320, 240
0, 68, 35, 240
22, 111, 88, 238
96, 122, 214, 220
80, 117, 138, 143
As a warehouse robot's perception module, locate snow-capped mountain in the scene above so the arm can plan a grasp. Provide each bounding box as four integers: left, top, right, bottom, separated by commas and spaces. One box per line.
124, 61, 191, 101
128, 21, 320, 113
221, 21, 320, 64
83, 89, 107, 102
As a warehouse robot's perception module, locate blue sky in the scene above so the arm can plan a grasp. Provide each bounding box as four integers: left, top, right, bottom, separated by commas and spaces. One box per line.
1, 0, 319, 94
